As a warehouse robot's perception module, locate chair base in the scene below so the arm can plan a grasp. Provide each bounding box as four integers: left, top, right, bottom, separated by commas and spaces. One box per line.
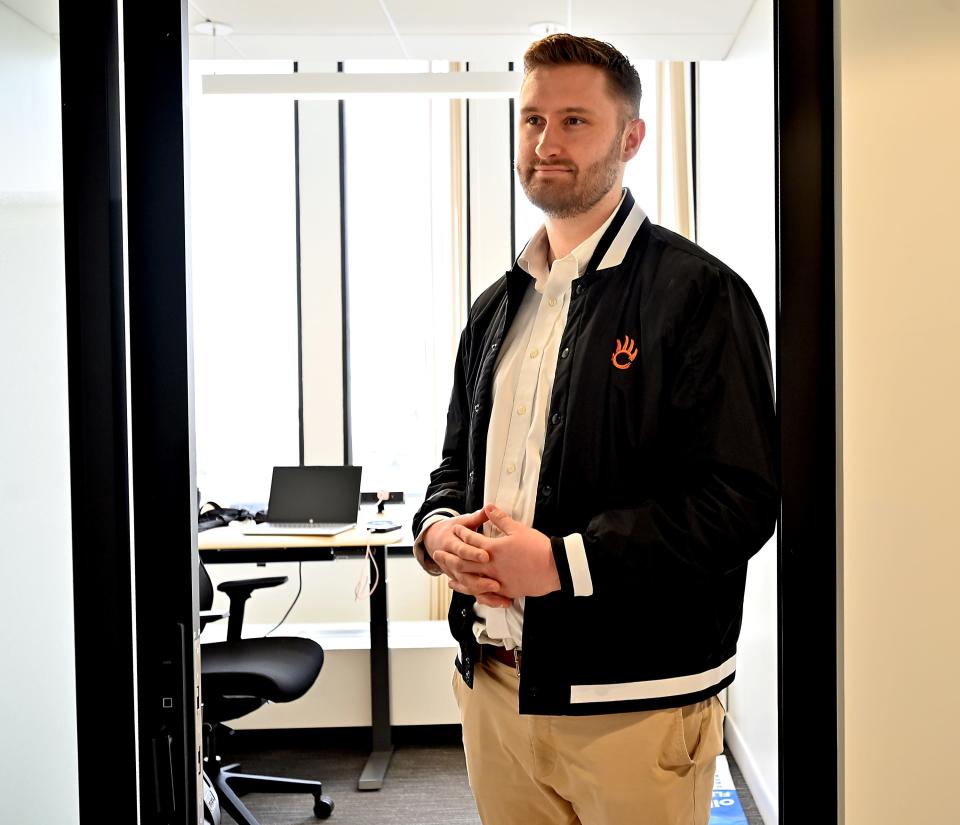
205, 760, 334, 823
203, 724, 333, 823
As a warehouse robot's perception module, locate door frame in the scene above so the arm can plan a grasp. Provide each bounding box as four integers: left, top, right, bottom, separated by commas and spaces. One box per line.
775, 1, 839, 822
62, 0, 201, 823
63, 2, 840, 823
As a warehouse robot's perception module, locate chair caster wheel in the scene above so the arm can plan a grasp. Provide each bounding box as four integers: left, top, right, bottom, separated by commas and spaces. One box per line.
313, 794, 334, 819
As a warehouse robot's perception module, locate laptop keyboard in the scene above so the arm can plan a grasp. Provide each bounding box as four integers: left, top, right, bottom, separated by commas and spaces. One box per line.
265, 522, 349, 530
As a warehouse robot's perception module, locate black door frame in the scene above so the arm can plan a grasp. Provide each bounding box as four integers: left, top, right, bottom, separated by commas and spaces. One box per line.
774, 2, 838, 822
60, 0, 139, 819
123, 1, 203, 822
62, 0, 200, 823
62, 2, 838, 823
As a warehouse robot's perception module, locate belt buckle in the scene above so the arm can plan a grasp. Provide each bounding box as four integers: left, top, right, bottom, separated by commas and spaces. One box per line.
486, 644, 521, 677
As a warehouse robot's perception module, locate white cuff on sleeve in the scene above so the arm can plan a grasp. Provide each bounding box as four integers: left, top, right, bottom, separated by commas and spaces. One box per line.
414, 509, 460, 574
563, 533, 593, 597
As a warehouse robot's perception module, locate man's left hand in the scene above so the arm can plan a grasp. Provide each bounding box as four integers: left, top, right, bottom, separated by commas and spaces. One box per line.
446, 503, 561, 602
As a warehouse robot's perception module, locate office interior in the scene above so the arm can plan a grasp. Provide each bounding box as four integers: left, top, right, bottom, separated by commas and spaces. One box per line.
3, 1, 958, 824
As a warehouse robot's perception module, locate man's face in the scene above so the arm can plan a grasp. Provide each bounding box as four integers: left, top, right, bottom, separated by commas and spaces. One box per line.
516, 64, 644, 219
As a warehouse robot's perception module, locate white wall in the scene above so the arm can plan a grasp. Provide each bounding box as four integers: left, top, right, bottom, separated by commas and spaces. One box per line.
838, 2, 960, 822
696, 2, 778, 822
0, 5, 80, 823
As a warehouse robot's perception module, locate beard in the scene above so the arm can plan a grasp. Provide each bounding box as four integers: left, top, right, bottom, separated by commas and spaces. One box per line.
517, 131, 623, 219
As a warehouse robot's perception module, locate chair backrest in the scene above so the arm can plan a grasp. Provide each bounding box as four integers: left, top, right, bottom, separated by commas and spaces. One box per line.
199, 562, 214, 611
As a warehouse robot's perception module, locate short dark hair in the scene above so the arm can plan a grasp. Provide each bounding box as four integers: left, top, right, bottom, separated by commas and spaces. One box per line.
522, 34, 642, 119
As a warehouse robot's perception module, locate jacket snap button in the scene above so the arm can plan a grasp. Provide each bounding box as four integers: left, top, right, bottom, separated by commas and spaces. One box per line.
560, 347, 570, 359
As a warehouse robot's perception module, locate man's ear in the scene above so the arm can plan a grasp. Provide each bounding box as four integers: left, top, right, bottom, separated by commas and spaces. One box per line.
622, 118, 646, 162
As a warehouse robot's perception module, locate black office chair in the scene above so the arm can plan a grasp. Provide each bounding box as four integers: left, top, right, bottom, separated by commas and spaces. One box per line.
199, 562, 334, 822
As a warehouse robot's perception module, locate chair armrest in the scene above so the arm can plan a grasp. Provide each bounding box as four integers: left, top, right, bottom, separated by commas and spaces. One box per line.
199, 610, 228, 633
217, 575, 288, 598
217, 576, 289, 641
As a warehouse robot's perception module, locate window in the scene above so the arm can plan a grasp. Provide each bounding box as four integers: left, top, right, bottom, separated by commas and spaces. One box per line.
189, 60, 299, 506
341, 60, 463, 496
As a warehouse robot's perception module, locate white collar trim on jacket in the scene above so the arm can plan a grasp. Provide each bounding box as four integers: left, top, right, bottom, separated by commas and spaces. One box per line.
516, 189, 648, 278
596, 197, 648, 272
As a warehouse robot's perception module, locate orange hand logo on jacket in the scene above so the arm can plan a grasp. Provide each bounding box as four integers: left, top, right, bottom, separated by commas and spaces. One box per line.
611, 336, 638, 370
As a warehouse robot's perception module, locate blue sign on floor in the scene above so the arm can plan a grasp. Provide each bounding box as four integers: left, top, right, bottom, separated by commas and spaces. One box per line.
710, 755, 748, 825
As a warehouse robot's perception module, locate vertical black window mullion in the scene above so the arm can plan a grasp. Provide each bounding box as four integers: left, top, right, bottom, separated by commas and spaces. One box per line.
508, 60, 516, 263
294, 60, 305, 465
338, 61, 352, 465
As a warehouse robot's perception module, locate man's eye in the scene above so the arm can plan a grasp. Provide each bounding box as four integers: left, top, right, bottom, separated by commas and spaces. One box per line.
526, 116, 543, 126
566, 117, 585, 126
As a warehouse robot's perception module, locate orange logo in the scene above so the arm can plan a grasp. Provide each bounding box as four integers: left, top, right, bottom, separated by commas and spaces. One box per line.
612, 336, 638, 370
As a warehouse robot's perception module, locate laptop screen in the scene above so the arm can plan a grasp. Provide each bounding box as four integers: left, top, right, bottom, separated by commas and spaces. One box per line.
267, 465, 362, 523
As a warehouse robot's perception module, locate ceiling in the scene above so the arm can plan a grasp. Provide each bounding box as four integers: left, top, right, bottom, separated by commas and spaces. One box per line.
6, 0, 758, 62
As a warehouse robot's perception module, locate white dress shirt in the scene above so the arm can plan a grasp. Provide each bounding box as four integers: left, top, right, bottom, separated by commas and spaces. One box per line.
417, 192, 630, 650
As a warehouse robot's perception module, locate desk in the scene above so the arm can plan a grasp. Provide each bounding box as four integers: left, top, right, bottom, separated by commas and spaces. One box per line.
198, 523, 403, 791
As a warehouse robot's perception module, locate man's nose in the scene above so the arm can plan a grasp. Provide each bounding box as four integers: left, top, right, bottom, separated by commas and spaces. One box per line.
535, 123, 561, 158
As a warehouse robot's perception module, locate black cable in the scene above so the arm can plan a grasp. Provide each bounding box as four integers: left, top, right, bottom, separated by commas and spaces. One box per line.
265, 561, 303, 636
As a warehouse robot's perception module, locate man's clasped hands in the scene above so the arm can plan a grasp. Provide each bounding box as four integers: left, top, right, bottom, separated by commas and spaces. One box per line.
422, 504, 561, 608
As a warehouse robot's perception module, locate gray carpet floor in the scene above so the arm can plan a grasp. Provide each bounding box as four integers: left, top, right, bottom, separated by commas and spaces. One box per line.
217, 728, 764, 825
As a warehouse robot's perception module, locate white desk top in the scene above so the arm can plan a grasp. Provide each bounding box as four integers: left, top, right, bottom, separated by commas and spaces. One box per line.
197, 521, 406, 550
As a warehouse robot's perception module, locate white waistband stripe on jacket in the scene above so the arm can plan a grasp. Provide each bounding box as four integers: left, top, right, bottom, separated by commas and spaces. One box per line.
569, 654, 736, 704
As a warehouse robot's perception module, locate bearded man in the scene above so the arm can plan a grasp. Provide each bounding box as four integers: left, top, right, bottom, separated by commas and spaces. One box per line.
412, 33, 778, 825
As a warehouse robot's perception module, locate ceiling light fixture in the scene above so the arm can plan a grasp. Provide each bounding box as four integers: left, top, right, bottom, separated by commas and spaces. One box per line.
201, 71, 521, 100
194, 20, 233, 37
195, 19, 233, 64
528, 21, 566, 36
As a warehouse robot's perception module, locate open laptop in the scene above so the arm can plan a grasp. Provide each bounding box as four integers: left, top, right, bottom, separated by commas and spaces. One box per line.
242, 465, 362, 536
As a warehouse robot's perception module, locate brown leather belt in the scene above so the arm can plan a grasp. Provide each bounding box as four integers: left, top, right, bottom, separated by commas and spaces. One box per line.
482, 644, 520, 670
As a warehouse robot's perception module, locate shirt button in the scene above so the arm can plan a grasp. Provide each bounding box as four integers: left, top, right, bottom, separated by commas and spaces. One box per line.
468, 470, 475, 481
574, 284, 583, 296
507, 463, 516, 474
473, 403, 480, 413
517, 405, 526, 416
541, 485, 552, 497
548, 297, 557, 307
550, 413, 562, 426
560, 347, 570, 359
529, 348, 539, 359
491, 342, 498, 351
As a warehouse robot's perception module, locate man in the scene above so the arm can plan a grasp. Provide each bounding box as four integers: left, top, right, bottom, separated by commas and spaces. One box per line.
412, 33, 777, 825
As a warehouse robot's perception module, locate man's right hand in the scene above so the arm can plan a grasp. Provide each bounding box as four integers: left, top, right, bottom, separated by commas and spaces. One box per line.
424, 510, 512, 609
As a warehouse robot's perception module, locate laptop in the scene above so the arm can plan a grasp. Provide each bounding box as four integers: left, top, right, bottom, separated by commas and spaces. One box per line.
242, 465, 362, 536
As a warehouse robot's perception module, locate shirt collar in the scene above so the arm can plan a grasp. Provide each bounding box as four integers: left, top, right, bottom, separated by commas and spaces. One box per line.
517, 189, 628, 292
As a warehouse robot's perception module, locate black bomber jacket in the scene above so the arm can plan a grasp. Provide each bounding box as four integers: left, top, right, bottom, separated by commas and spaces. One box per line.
412, 191, 778, 715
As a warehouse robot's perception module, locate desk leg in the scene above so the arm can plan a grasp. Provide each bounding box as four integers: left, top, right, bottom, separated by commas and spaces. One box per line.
359, 543, 393, 790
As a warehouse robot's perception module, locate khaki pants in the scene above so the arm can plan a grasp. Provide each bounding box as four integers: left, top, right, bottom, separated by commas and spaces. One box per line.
453, 658, 725, 825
